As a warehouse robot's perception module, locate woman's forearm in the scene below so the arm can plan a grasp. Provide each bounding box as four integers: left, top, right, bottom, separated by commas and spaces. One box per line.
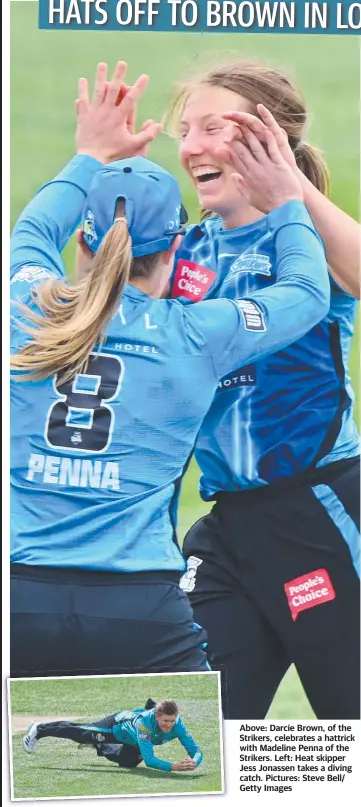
300, 170, 360, 298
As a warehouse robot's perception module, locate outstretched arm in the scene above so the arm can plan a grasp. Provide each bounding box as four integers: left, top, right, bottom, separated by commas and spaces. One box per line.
176, 719, 203, 768
11, 61, 161, 282
222, 106, 360, 298
297, 173, 360, 298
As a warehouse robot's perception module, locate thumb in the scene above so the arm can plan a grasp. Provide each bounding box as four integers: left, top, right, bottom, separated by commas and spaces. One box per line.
132, 122, 163, 149
231, 172, 249, 200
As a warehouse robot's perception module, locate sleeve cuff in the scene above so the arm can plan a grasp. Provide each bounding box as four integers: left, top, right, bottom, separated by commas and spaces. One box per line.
36, 154, 103, 198
267, 200, 315, 234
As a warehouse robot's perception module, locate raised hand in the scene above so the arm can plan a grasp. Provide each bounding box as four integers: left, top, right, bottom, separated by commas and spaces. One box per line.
75, 61, 162, 164
216, 126, 303, 213
222, 106, 297, 170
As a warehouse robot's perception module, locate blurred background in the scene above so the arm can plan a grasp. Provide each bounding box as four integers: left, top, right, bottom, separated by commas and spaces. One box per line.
11, 2, 359, 718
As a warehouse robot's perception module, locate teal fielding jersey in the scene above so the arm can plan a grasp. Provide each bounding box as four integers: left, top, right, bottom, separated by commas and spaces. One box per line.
10, 155, 329, 572
171, 217, 360, 496
83, 707, 203, 772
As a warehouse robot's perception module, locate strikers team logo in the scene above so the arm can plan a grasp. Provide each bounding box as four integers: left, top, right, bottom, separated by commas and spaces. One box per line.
225, 253, 272, 283
179, 556, 203, 593
284, 568, 336, 621
11, 266, 51, 284
83, 209, 97, 244
171, 260, 216, 301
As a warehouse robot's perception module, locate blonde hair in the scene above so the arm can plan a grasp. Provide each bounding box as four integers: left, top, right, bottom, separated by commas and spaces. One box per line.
168, 58, 330, 198
11, 212, 161, 384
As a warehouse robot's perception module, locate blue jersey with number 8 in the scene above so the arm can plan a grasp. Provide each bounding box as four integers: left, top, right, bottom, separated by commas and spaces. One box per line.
10, 156, 329, 572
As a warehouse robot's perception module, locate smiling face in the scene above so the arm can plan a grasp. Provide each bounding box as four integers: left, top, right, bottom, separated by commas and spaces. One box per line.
178, 84, 252, 225
156, 710, 178, 733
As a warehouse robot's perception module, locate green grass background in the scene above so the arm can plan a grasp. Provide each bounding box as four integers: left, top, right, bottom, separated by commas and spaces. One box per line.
10, 674, 223, 799
11, 3, 359, 722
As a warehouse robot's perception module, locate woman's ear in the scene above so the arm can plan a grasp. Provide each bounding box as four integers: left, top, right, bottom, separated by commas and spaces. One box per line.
165, 234, 182, 264
75, 228, 93, 257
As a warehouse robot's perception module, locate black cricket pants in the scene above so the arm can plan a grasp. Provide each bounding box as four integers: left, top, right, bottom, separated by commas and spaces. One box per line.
182, 458, 360, 719
35, 714, 142, 767
11, 568, 208, 677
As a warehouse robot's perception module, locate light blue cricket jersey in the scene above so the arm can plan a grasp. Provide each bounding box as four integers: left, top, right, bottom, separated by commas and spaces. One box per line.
10, 155, 329, 571
83, 707, 203, 772
171, 214, 360, 497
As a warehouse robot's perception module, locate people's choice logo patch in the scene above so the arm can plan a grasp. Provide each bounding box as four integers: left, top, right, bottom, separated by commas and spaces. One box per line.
171, 260, 216, 301
236, 299, 267, 332
284, 568, 336, 621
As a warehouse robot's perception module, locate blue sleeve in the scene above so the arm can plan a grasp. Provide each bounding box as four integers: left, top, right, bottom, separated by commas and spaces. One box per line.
176, 719, 203, 767
185, 200, 330, 377
135, 720, 172, 772
10, 154, 102, 286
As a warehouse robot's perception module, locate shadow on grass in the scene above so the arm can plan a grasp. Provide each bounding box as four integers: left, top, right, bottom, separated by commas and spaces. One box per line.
38, 765, 204, 781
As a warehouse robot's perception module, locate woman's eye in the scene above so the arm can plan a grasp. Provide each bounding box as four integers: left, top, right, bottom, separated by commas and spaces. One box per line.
206, 127, 222, 134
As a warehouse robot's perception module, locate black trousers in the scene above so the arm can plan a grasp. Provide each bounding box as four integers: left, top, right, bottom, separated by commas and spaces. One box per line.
182, 458, 360, 719
35, 714, 142, 768
11, 568, 208, 677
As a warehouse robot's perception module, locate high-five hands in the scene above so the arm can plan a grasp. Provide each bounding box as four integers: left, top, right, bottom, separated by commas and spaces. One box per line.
75, 61, 162, 164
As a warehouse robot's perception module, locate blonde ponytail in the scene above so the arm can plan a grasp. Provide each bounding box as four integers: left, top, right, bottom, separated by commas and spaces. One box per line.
11, 220, 132, 383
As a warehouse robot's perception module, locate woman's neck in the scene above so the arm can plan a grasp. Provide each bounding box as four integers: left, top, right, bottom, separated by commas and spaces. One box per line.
221, 204, 264, 230
129, 275, 169, 299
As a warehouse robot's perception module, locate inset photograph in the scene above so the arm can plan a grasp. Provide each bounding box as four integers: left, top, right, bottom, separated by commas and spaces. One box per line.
8, 671, 224, 800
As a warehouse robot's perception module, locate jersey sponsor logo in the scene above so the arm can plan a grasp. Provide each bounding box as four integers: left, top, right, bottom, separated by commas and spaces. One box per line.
138, 723, 151, 740
83, 209, 97, 244
171, 260, 216, 301
179, 556, 203, 593
225, 253, 272, 282
138, 732, 151, 740
284, 568, 336, 621
236, 299, 266, 332
217, 364, 256, 392
11, 265, 51, 284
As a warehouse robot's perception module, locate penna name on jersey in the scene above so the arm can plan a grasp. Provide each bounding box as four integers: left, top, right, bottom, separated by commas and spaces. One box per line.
27, 453, 120, 490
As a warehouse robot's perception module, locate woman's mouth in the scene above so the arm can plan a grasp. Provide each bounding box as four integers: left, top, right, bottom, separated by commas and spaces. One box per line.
192, 165, 223, 194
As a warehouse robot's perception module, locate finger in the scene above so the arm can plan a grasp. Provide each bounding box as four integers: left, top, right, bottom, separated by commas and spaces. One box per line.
264, 128, 284, 164
231, 172, 250, 201
222, 111, 268, 140
78, 77, 89, 107
222, 122, 243, 145
257, 104, 287, 145
241, 127, 268, 164
92, 62, 108, 107
105, 61, 127, 106
75, 98, 82, 118
141, 119, 158, 131
119, 74, 149, 119
215, 140, 256, 174
132, 122, 163, 149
